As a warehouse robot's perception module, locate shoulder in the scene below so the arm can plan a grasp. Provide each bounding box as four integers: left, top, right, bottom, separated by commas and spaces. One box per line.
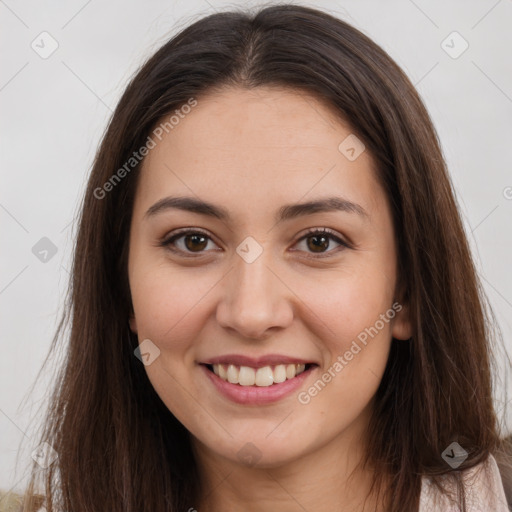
419, 454, 510, 512
0, 490, 23, 512
0, 490, 45, 512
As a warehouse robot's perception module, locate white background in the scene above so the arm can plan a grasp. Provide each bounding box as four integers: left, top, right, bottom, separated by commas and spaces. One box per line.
1, 0, 511, 494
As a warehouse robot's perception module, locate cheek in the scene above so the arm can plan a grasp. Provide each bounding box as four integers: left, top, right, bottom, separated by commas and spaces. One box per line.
297, 268, 393, 397
129, 266, 212, 416
299, 265, 394, 344
130, 264, 216, 344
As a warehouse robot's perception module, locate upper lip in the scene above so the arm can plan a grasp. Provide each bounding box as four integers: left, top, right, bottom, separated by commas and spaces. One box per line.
200, 354, 318, 367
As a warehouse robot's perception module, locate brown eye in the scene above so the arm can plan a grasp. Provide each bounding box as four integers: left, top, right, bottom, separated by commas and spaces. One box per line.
183, 233, 208, 252
294, 228, 349, 256
306, 233, 331, 253
161, 229, 217, 254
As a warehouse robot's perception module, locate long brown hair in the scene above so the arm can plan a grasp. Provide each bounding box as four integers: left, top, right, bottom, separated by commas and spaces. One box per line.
16, 4, 511, 511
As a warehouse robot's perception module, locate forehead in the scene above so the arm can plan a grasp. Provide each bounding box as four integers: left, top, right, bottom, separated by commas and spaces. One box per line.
135, 86, 384, 223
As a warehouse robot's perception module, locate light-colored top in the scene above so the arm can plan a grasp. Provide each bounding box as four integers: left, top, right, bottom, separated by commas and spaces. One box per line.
1, 455, 509, 511
419, 454, 509, 511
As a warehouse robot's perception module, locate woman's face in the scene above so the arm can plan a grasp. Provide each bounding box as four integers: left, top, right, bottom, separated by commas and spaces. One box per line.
128, 86, 411, 469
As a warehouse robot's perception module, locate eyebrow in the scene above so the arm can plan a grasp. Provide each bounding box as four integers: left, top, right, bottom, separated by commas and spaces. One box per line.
144, 195, 369, 223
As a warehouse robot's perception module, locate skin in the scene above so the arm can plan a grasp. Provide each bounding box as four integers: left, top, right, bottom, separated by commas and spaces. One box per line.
128, 86, 412, 511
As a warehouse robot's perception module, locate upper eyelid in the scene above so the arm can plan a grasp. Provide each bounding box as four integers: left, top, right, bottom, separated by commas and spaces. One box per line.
161, 227, 349, 253
163, 227, 217, 245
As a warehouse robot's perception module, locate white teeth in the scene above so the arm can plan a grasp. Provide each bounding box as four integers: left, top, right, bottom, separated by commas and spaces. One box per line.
210, 363, 309, 386
273, 364, 287, 383
239, 366, 256, 386
286, 364, 296, 379
218, 364, 228, 380
255, 366, 273, 387
227, 364, 239, 384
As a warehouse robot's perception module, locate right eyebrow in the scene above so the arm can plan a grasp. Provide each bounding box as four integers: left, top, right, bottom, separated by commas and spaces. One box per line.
144, 195, 369, 223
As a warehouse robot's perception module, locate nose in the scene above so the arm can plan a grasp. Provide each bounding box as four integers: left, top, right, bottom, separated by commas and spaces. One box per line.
215, 245, 294, 340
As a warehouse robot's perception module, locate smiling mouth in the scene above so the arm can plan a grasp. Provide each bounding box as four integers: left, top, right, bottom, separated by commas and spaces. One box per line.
203, 363, 317, 387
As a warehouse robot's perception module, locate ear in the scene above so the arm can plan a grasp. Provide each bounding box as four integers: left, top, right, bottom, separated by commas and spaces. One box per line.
391, 301, 413, 340
390, 275, 413, 340
129, 313, 138, 334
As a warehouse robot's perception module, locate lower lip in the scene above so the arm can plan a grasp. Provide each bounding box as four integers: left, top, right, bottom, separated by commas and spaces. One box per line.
200, 364, 317, 405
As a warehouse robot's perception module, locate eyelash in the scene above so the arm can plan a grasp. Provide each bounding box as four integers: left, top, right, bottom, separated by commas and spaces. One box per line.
159, 227, 350, 258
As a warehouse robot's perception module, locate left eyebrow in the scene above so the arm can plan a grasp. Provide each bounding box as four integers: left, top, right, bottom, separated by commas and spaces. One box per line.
144, 195, 369, 223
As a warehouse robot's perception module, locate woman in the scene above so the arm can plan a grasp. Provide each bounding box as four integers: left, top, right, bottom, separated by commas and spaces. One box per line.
14, 4, 511, 511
